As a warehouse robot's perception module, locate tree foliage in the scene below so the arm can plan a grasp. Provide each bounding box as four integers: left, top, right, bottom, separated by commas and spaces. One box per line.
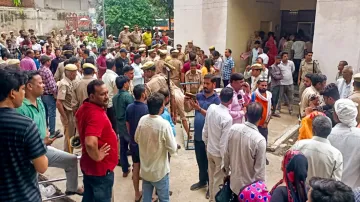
98, 0, 158, 36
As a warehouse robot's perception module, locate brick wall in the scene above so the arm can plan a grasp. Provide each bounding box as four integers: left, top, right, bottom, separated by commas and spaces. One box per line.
0, 0, 34, 8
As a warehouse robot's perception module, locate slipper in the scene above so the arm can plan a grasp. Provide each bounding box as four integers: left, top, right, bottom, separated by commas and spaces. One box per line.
65, 191, 83, 196
135, 194, 143, 202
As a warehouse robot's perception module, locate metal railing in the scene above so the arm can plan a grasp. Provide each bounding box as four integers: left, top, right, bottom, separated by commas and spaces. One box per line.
40, 155, 82, 201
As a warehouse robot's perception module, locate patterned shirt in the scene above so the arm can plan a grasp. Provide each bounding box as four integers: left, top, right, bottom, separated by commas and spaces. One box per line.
39, 65, 57, 96
223, 56, 234, 80
20, 56, 37, 71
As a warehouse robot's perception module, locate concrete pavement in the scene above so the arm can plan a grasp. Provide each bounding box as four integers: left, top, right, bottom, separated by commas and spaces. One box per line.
42, 109, 298, 201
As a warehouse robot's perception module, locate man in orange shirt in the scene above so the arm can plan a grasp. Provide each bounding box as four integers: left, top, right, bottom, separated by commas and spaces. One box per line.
251, 77, 272, 164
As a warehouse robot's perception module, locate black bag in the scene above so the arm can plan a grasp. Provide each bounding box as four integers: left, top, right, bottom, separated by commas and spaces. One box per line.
215, 180, 232, 202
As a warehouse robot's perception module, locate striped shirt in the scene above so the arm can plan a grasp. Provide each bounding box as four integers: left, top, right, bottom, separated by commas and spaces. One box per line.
0, 108, 47, 202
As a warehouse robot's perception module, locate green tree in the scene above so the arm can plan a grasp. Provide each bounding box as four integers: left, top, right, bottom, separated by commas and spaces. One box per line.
98, 0, 157, 36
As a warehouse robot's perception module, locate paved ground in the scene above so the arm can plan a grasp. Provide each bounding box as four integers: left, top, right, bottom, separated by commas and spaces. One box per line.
42, 109, 298, 201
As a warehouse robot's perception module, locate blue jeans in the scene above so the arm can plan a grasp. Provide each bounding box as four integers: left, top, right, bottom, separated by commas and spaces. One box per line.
82, 171, 114, 202
41, 95, 56, 134
143, 174, 170, 202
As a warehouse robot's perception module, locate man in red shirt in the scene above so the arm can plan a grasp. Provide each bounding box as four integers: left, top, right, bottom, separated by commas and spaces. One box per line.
181, 52, 201, 83
76, 79, 118, 202
96, 47, 107, 79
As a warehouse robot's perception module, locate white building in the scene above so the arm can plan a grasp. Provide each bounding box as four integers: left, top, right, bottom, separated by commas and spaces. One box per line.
174, 0, 360, 82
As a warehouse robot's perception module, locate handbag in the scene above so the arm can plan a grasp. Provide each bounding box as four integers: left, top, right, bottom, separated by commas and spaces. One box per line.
215, 179, 233, 202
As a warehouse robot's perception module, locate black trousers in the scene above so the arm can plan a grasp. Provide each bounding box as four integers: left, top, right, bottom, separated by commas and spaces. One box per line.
82, 171, 114, 202
106, 107, 117, 134
293, 59, 301, 84
258, 126, 268, 143
194, 140, 208, 184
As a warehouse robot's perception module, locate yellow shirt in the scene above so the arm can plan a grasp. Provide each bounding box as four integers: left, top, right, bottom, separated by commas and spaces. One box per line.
201, 66, 215, 76
142, 32, 152, 46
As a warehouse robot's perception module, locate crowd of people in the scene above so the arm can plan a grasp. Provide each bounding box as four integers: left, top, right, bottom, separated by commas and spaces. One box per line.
0, 25, 360, 202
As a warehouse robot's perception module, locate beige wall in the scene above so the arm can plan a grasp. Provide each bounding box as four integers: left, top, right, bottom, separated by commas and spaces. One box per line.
280, 0, 316, 10
174, 0, 228, 55
226, 0, 281, 72
313, 0, 360, 82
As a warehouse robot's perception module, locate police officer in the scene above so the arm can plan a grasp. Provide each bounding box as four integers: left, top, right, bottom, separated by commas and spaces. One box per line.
177, 44, 185, 63
142, 61, 190, 138
155, 49, 168, 74
167, 49, 183, 88
349, 73, 360, 125
57, 63, 78, 153
72, 63, 96, 111
119, 25, 131, 49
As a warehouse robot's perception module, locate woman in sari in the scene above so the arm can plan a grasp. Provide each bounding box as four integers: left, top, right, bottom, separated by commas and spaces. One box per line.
270, 150, 308, 202
265, 35, 278, 67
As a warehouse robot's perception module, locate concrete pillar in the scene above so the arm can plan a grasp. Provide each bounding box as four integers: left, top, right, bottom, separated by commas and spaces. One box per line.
313, 0, 360, 82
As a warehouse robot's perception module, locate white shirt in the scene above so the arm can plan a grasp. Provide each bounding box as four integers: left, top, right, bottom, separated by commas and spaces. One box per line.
279, 60, 295, 85
16, 36, 24, 47
106, 53, 115, 60
336, 78, 354, 99
328, 123, 360, 188
258, 53, 269, 65
102, 69, 118, 108
131, 63, 144, 86
291, 136, 343, 184
135, 115, 177, 182
291, 41, 306, 59
223, 122, 266, 194
32, 43, 42, 52
202, 104, 233, 158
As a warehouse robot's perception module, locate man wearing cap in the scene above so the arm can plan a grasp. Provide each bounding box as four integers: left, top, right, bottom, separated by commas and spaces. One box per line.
155, 49, 168, 74
56, 29, 66, 48
142, 61, 190, 138
130, 25, 142, 49
145, 49, 157, 63
176, 44, 185, 63
56, 63, 78, 153
115, 48, 130, 75
72, 63, 97, 111
119, 26, 131, 49
208, 46, 215, 59
184, 40, 196, 55
50, 30, 59, 49
70, 30, 77, 48
167, 49, 182, 88
328, 99, 360, 188
185, 61, 203, 94
348, 73, 360, 124
244, 63, 268, 92
38, 55, 58, 136
107, 35, 116, 49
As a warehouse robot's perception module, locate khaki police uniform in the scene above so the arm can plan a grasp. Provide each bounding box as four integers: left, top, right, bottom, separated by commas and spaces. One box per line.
299, 59, 321, 98
54, 61, 66, 82
185, 70, 203, 94
119, 26, 132, 48
167, 51, 183, 88
57, 65, 77, 153
130, 30, 142, 49
348, 73, 360, 124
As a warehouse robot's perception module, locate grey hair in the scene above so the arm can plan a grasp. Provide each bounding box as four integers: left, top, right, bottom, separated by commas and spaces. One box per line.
343, 65, 353, 74
312, 115, 332, 138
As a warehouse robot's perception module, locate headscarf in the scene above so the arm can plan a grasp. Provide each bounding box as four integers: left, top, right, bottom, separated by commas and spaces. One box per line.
298, 111, 326, 140
270, 150, 308, 202
238, 181, 271, 202
334, 99, 358, 127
